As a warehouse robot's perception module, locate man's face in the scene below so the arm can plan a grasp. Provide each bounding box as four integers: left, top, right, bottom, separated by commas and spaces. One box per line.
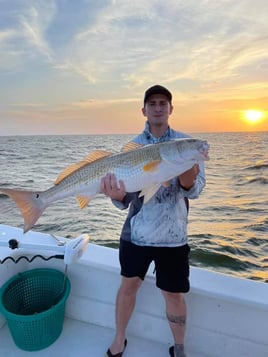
142, 94, 173, 127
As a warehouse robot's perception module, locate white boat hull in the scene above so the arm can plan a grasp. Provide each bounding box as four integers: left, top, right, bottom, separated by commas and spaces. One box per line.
0, 224, 268, 356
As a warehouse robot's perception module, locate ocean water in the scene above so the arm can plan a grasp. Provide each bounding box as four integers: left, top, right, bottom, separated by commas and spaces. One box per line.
0, 132, 267, 282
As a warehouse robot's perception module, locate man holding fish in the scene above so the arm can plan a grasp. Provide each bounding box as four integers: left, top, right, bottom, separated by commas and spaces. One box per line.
101, 85, 207, 357
0, 84, 208, 356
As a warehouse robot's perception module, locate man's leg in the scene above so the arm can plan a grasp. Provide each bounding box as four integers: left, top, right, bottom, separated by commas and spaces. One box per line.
108, 276, 142, 355
161, 291, 187, 357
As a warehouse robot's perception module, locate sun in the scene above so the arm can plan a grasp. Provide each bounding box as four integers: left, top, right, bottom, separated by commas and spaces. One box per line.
244, 110, 264, 124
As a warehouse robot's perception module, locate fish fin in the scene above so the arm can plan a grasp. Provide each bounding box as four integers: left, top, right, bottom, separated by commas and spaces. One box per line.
139, 184, 160, 203
0, 188, 46, 233
55, 150, 112, 185
162, 181, 170, 187
76, 195, 91, 209
143, 160, 161, 172
121, 142, 144, 152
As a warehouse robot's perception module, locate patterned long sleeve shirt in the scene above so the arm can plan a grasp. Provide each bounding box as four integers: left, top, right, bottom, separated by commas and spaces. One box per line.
113, 122, 206, 247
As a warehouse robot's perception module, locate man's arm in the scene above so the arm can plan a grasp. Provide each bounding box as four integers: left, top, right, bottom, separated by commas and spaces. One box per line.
179, 163, 206, 198
179, 164, 200, 191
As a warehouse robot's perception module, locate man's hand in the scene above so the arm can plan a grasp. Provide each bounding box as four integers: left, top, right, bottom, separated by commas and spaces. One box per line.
179, 164, 200, 190
100, 173, 126, 201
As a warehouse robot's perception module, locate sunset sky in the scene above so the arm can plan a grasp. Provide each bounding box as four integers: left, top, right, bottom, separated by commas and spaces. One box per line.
1, 0, 268, 135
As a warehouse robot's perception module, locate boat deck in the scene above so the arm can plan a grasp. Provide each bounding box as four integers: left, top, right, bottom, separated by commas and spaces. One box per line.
0, 317, 201, 357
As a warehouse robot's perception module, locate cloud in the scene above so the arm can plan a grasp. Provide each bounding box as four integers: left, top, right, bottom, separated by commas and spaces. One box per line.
1, 0, 268, 134
2, 0, 268, 86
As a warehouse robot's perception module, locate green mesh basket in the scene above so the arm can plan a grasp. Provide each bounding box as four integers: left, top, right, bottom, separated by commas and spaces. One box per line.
0, 268, 71, 351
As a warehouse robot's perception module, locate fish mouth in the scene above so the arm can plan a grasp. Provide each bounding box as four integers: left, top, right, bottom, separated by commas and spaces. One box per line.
204, 151, 209, 159
199, 143, 210, 160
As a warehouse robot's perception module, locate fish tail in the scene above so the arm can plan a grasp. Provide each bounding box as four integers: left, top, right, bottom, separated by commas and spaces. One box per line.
0, 188, 46, 233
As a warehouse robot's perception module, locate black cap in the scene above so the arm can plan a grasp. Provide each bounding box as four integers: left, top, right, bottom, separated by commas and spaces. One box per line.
144, 85, 172, 104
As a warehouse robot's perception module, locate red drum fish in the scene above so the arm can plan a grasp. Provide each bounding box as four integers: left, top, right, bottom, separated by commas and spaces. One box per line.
0, 138, 209, 233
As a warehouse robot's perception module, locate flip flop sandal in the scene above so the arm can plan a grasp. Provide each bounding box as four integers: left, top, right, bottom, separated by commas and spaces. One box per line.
106, 339, 127, 357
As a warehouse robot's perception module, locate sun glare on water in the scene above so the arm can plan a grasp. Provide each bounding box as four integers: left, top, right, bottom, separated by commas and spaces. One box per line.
244, 110, 264, 124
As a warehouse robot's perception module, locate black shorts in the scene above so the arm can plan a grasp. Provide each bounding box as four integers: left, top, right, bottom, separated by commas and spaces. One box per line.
119, 239, 190, 293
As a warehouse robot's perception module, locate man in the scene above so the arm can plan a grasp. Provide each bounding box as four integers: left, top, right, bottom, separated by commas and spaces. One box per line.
101, 85, 206, 357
